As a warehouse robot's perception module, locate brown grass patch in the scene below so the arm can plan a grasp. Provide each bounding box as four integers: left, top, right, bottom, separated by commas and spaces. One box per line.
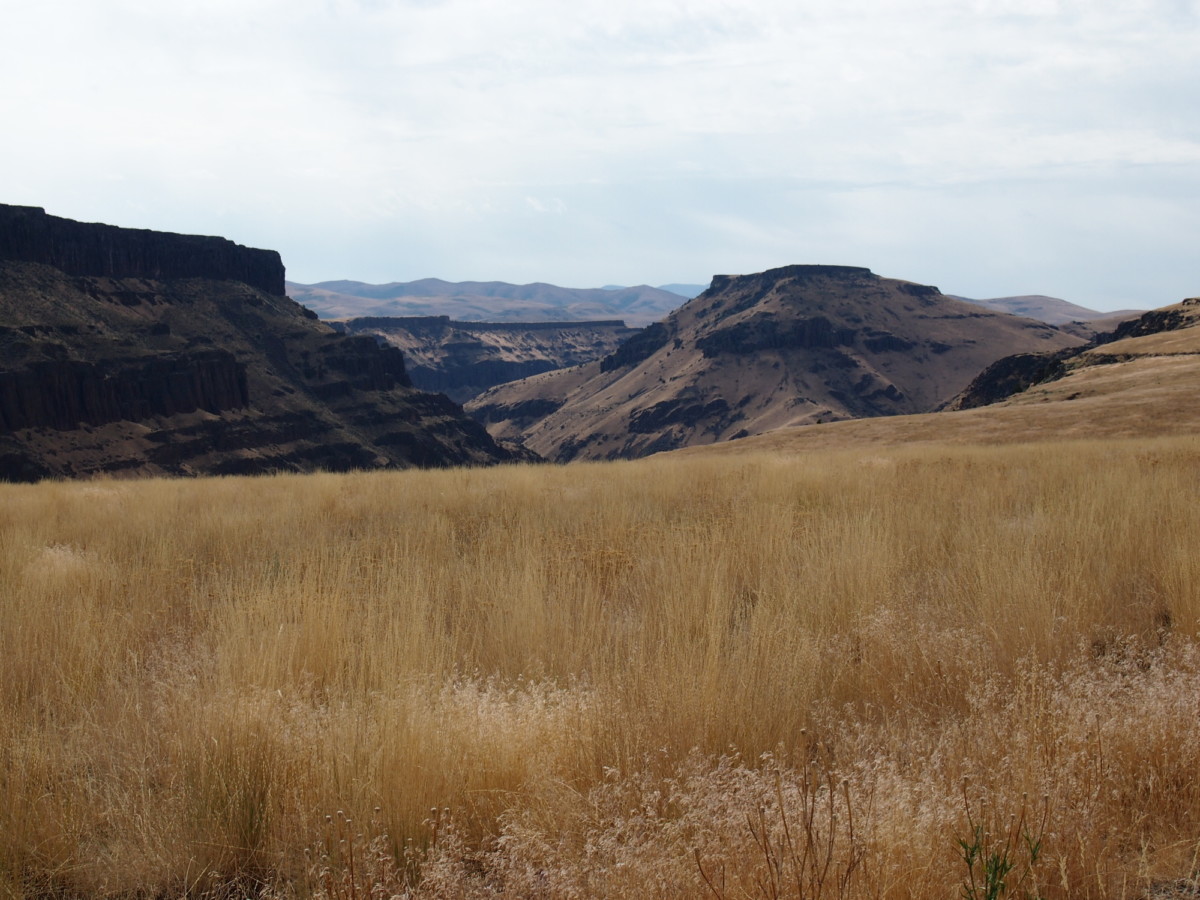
2, 438, 1199, 897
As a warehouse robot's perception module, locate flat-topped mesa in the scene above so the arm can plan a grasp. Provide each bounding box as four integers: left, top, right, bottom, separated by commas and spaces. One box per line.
0, 205, 285, 295
708, 265, 876, 294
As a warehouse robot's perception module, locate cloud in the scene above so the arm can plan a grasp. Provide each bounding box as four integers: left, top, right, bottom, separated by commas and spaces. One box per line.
1, 0, 1197, 307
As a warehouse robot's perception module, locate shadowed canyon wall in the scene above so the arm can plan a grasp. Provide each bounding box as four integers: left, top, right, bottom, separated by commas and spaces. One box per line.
0, 207, 527, 480
0, 205, 285, 296
0, 348, 248, 431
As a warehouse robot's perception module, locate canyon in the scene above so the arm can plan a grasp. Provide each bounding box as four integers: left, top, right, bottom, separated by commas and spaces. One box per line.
0, 206, 524, 481
467, 264, 1086, 460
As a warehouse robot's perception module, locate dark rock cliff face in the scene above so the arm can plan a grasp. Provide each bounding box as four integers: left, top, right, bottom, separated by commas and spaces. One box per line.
600, 322, 670, 372
310, 336, 411, 397
696, 314, 858, 357
946, 350, 1074, 410
0, 349, 248, 431
705, 265, 875, 298
0, 209, 531, 481
409, 359, 560, 399
1101, 305, 1194, 342
0, 205, 285, 296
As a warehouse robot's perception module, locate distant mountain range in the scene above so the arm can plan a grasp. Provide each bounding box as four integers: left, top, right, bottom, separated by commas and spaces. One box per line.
287, 279, 689, 327
951, 293, 1143, 327
602, 283, 710, 299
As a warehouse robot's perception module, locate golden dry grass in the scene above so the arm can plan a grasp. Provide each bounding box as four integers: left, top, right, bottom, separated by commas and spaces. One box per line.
677, 301, 1200, 459
671, 351, 1200, 456
2, 438, 1200, 898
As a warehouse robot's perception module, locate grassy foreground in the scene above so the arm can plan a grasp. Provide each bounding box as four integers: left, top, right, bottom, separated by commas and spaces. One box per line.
2, 438, 1200, 898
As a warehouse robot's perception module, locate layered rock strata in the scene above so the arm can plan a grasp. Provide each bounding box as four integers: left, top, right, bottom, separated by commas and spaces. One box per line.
0, 209, 527, 480
468, 264, 1085, 461
335, 316, 639, 402
0, 204, 285, 295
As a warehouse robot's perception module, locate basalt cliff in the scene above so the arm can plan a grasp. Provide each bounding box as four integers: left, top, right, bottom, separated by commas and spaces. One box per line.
467, 264, 1085, 461
334, 316, 640, 403
0, 205, 524, 481
0, 205, 285, 295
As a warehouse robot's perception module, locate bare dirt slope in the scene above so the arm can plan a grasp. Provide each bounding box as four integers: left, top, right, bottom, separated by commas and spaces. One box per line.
674, 297, 1200, 457
467, 264, 1083, 461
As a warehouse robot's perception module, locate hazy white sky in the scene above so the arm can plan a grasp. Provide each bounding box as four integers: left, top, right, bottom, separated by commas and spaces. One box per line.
3, 0, 1198, 309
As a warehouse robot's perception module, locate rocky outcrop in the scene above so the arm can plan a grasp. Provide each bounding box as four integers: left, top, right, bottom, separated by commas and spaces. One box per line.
945, 350, 1073, 410
0, 210, 531, 481
599, 322, 670, 372
0, 204, 285, 295
945, 298, 1200, 410
1102, 303, 1196, 342
705, 265, 875, 300
695, 314, 857, 357
310, 336, 411, 395
410, 358, 560, 399
0, 349, 247, 431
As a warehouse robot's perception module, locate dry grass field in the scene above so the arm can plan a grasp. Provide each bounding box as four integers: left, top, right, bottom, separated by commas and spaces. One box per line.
3, 439, 1200, 898
675, 298, 1200, 459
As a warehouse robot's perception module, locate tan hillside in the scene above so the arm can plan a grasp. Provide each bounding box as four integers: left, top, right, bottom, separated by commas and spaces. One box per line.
676, 297, 1200, 458
468, 264, 1083, 460
951, 292, 1144, 326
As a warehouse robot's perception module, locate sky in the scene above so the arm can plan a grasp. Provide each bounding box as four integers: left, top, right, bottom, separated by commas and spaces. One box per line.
3, 0, 1198, 311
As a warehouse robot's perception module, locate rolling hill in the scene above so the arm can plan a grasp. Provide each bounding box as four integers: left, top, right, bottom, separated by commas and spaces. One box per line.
466, 264, 1084, 461
287, 278, 685, 326
950, 293, 1143, 326
671, 296, 1200, 457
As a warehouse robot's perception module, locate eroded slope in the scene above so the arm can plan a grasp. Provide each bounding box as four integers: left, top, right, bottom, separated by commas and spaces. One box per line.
0, 261, 524, 481
467, 264, 1083, 461
675, 296, 1200, 457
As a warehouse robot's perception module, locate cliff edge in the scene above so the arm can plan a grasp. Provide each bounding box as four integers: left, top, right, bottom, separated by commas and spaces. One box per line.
0, 205, 285, 296
0, 207, 528, 481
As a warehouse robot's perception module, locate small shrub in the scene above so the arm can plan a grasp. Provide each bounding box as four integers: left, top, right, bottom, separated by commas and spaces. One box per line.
957, 781, 1048, 900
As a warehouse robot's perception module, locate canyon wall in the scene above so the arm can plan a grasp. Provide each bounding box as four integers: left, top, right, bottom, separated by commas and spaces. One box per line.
0, 348, 248, 431
0, 204, 285, 295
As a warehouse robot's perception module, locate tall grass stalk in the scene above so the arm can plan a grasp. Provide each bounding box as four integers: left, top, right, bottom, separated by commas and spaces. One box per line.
1, 438, 1199, 896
